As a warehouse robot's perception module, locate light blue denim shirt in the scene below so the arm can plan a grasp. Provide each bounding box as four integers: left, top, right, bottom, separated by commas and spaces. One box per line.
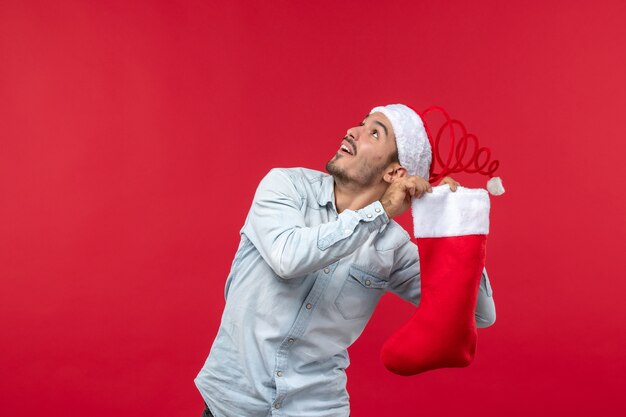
195, 167, 496, 417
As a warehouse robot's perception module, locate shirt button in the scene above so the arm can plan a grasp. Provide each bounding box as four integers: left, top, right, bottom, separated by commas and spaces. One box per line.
367, 213, 372, 218
306, 303, 313, 310
324, 267, 330, 274
375, 208, 381, 213
288, 338, 295, 344
365, 279, 371, 286
274, 402, 282, 409
277, 371, 283, 377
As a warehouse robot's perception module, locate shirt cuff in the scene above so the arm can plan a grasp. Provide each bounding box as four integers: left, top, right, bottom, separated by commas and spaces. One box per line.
316, 201, 390, 250
356, 200, 390, 231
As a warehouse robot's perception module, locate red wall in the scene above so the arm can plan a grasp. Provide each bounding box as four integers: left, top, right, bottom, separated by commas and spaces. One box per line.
1, 1, 625, 416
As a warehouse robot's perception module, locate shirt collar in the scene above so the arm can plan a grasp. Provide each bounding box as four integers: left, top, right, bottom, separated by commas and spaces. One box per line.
317, 174, 336, 208
317, 173, 390, 232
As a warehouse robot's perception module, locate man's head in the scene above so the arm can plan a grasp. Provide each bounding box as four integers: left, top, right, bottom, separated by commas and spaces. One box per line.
326, 104, 432, 188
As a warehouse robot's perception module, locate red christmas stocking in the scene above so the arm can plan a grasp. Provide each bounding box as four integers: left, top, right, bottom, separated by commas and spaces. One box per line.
381, 185, 490, 376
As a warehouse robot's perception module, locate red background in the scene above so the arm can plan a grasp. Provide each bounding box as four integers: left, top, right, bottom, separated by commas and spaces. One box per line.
1, 1, 625, 416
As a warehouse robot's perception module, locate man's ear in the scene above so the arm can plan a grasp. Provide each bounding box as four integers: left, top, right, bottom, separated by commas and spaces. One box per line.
383, 164, 407, 183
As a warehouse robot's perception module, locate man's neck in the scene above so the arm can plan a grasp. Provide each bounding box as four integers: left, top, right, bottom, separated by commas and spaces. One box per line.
333, 179, 386, 214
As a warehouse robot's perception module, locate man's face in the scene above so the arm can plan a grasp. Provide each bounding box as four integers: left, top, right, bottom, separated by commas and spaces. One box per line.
326, 112, 398, 187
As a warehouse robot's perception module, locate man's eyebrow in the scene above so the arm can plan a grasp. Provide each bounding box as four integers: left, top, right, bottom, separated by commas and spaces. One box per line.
373, 120, 388, 137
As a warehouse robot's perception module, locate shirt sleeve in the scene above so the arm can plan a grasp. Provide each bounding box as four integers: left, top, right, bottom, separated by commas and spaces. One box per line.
387, 239, 497, 328
241, 168, 390, 279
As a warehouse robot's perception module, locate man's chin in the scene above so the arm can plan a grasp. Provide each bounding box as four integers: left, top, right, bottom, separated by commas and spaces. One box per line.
325, 155, 336, 168
326, 159, 351, 183
325, 158, 338, 174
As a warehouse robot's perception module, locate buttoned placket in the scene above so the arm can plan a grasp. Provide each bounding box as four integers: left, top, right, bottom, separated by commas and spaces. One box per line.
271, 261, 337, 415
269, 195, 386, 413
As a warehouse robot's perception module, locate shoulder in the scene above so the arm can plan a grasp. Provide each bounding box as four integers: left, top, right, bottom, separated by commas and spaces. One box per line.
264, 167, 327, 183
260, 167, 329, 196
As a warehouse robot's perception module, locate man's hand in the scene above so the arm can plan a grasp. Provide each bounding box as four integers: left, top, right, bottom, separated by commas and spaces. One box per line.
437, 176, 460, 191
379, 176, 432, 219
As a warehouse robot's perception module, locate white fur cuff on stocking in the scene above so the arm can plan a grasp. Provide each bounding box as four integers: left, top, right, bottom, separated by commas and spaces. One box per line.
411, 185, 490, 238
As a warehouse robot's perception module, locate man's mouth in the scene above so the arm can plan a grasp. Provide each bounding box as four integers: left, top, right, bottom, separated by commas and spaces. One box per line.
339, 138, 356, 156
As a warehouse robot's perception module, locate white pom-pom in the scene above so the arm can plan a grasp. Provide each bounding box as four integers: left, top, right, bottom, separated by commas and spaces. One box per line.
487, 177, 505, 195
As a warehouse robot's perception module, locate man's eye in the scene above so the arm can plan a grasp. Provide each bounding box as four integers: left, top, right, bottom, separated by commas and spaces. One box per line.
372, 130, 379, 139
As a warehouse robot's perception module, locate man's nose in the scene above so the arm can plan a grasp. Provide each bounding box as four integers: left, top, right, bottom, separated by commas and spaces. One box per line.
346, 126, 362, 140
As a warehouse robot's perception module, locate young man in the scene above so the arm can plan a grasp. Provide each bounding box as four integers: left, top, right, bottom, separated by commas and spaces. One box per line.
195, 104, 496, 417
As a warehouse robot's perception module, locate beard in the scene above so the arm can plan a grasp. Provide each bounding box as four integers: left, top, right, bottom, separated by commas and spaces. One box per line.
325, 155, 350, 183
326, 154, 387, 188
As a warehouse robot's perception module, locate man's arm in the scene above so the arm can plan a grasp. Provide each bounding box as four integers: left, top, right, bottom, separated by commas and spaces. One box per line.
241, 168, 388, 279
387, 239, 496, 327
474, 267, 496, 327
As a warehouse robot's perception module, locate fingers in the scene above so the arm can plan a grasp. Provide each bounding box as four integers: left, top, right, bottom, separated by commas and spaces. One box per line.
417, 184, 430, 197
404, 176, 432, 198
439, 176, 460, 192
